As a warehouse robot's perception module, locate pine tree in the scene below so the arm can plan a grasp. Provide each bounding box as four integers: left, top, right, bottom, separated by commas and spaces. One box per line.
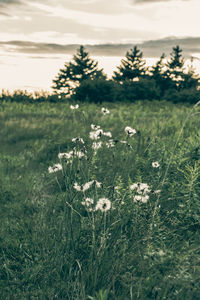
151, 53, 172, 96
52, 45, 106, 95
181, 57, 200, 90
166, 45, 185, 88
112, 46, 147, 83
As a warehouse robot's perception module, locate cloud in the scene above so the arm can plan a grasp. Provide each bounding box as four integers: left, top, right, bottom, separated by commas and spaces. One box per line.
134, 0, 189, 3
1, 36, 200, 58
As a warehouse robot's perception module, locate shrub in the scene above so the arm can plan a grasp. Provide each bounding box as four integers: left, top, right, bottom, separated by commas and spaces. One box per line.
121, 78, 161, 102
73, 79, 121, 103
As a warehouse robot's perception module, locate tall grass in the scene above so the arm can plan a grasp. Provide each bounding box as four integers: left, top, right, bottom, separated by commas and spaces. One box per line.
0, 100, 200, 299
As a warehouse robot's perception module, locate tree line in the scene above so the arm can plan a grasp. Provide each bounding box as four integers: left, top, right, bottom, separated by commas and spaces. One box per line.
52, 45, 200, 104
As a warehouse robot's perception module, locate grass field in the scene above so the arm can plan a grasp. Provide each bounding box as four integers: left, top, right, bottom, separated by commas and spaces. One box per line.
1, 99, 200, 299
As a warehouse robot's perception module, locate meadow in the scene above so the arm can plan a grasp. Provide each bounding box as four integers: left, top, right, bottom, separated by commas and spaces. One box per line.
1, 99, 200, 299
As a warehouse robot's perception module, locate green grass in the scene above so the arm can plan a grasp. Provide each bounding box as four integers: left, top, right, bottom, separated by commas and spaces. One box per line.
1, 100, 200, 299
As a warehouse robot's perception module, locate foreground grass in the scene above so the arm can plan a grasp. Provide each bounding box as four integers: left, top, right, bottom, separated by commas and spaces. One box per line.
1, 100, 200, 299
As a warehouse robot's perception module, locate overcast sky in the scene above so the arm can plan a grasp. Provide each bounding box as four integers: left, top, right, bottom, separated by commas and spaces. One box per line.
1, 0, 200, 91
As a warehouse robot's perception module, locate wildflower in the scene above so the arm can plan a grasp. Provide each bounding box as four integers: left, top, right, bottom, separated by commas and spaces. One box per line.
91, 124, 100, 130
95, 198, 111, 212
74, 180, 94, 192
82, 180, 94, 192
106, 139, 115, 148
58, 151, 73, 159
130, 182, 151, 194
94, 180, 102, 188
101, 107, 110, 115
73, 150, 85, 158
74, 182, 81, 191
70, 104, 79, 110
92, 142, 102, 150
125, 126, 136, 137
152, 161, 160, 168
48, 163, 62, 173
72, 137, 84, 144
81, 197, 94, 207
133, 194, 149, 203
89, 129, 103, 140
103, 131, 112, 138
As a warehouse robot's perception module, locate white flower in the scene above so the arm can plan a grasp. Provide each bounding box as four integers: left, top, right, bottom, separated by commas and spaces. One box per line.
103, 131, 112, 138
92, 142, 102, 150
125, 126, 136, 137
70, 104, 79, 110
94, 180, 102, 188
152, 161, 160, 168
95, 198, 111, 212
73, 149, 86, 158
74, 182, 81, 191
101, 107, 110, 115
130, 182, 151, 194
89, 129, 103, 140
130, 183, 138, 191
58, 151, 73, 159
48, 163, 62, 173
133, 194, 149, 203
72, 137, 84, 144
81, 197, 94, 207
74, 181, 94, 192
106, 140, 115, 148
82, 180, 94, 192
91, 124, 100, 130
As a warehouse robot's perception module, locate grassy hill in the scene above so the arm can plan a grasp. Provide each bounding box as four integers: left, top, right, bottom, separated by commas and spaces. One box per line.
1, 100, 200, 299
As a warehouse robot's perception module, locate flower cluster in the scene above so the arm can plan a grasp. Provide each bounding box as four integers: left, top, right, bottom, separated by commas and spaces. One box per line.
81, 197, 111, 212
89, 124, 112, 144
130, 182, 151, 203
48, 163, 62, 173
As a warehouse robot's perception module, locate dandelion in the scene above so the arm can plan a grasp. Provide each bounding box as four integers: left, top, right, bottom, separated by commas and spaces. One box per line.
48, 163, 62, 173
92, 142, 102, 150
70, 104, 79, 110
81, 197, 94, 207
125, 126, 136, 137
91, 124, 100, 130
152, 161, 160, 168
101, 107, 110, 115
72, 137, 84, 144
95, 198, 111, 212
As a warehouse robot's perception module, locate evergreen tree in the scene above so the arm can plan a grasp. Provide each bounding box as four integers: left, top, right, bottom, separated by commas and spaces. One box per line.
151, 53, 172, 96
166, 45, 185, 89
181, 57, 200, 90
112, 46, 147, 82
52, 45, 106, 95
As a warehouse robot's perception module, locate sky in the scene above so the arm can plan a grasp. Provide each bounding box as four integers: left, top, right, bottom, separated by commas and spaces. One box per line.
1, 0, 200, 92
